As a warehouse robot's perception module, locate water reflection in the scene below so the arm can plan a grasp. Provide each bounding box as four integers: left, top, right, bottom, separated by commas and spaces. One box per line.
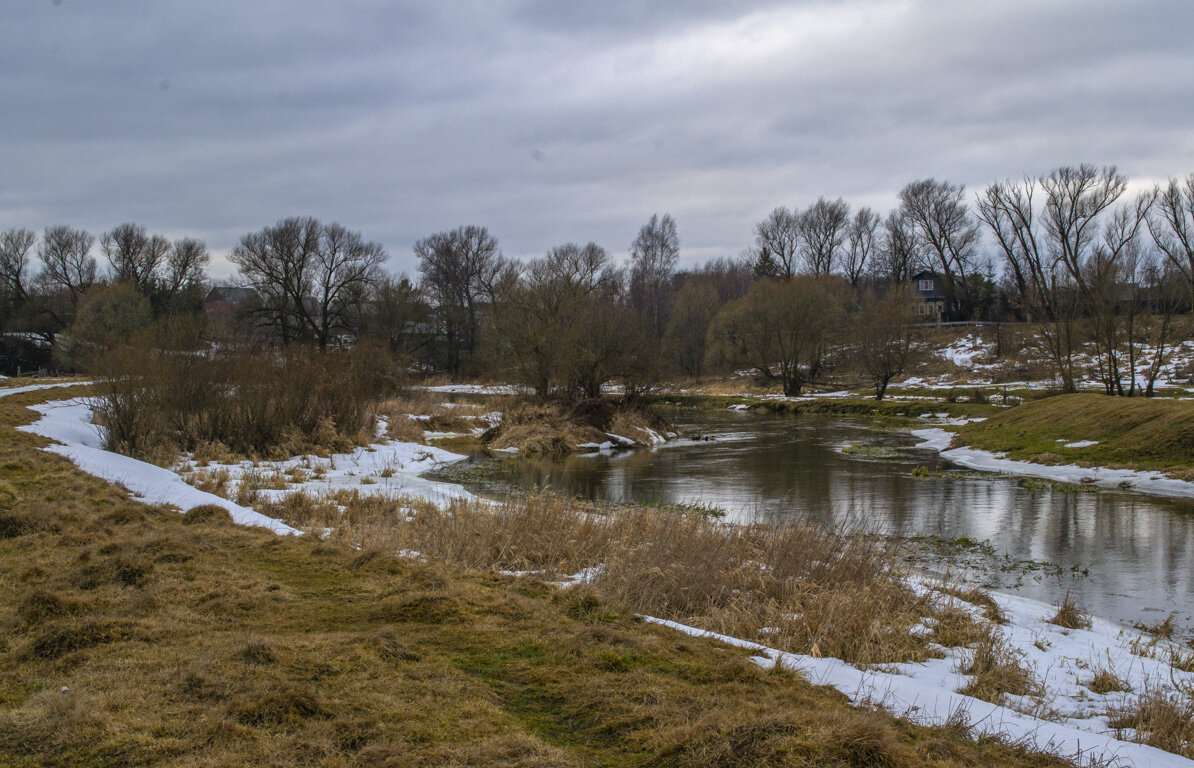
495, 409, 1194, 629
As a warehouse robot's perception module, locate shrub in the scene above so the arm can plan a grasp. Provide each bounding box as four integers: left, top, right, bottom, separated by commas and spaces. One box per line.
95, 341, 403, 461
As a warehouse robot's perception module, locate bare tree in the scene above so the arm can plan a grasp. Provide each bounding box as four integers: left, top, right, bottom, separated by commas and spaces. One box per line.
1083, 199, 1155, 395
1040, 165, 1134, 297
101, 223, 170, 295
415, 225, 505, 374
163, 238, 209, 299
0, 228, 36, 304
842, 207, 880, 287
752, 207, 800, 279
1148, 174, 1194, 309
873, 210, 923, 283
797, 197, 850, 275
232, 217, 385, 349
898, 179, 980, 316
855, 285, 921, 400
490, 242, 620, 397
38, 225, 96, 303
361, 275, 431, 358
664, 279, 719, 379
707, 275, 849, 396
978, 177, 1080, 390
629, 213, 679, 339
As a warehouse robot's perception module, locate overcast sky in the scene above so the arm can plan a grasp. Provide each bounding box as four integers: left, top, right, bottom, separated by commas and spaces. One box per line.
3, 0, 1192, 277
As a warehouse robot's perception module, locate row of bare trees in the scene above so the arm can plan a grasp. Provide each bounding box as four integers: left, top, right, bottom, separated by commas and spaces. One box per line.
978, 166, 1191, 395
5, 165, 1193, 396
0, 223, 211, 371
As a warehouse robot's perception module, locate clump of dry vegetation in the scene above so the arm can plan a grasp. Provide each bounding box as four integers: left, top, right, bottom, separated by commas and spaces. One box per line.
1083, 665, 1129, 695
483, 397, 668, 454
376, 390, 494, 443
1108, 683, 1194, 759
1050, 591, 1092, 630
959, 634, 1045, 705
94, 342, 402, 462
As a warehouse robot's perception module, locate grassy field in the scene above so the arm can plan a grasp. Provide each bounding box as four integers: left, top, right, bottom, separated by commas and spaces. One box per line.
0, 387, 1079, 767
952, 393, 1194, 477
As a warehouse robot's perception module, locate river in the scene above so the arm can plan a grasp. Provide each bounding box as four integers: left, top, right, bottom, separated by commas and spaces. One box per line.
480, 407, 1194, 632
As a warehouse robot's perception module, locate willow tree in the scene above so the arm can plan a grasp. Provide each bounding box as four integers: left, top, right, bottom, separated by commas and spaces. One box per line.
707, 274, 849, 396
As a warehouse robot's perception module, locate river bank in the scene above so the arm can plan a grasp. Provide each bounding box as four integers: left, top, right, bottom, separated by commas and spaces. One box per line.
10, 383, 1194, 765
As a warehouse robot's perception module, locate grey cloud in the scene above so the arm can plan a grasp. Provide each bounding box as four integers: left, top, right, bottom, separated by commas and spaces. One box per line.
1, 0, 1192, 278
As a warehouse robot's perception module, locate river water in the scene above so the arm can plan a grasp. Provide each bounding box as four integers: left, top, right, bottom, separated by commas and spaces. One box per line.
487, 408, 1194, 631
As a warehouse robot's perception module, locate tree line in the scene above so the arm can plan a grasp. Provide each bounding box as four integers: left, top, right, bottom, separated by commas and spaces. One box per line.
2, 166, 1192, 396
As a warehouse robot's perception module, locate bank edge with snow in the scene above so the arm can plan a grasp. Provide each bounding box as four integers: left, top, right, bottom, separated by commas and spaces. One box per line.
643, 613, 1194, 768
16, 397, 475, 535
912, 427, 1194, 499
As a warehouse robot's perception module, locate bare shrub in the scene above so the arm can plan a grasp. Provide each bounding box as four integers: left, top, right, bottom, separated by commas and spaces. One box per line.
95, 341, 403, 461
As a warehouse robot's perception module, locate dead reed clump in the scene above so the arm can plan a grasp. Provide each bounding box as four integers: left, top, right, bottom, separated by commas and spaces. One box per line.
959, 633, 1044, 705
935, 583, 1007, 624
1084, 666, 1129, 695
1134, 614, 1177, 640
384, 413, 427, 443
1049, 591, 1091, 630
483, 398, 666, 454
1107, 684, 1194, 758
932, 606, 993, 648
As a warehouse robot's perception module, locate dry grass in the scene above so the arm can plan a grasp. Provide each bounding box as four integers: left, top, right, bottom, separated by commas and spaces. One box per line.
959, 634, 1045, 705
1083, 666, 1129, 695
1134, 614, 1177, 640
936, 583, 1007, 624
1108, 684, 1194, 759
256, 489, 992, 667
0, 386, 1075, 768
1050, 591, 1092, 630
483, 398, 668, 454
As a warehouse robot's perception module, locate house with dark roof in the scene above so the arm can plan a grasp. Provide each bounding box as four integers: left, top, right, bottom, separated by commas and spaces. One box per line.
204, 286, 259, 315
909, 270, 965, 321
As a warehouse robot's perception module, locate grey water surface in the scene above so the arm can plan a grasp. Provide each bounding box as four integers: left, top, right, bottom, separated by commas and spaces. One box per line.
488, 408, 1194, 632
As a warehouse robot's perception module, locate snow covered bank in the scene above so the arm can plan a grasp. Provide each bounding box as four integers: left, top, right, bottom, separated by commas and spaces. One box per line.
0, 380, 93, 399
912, 428, 1194, 499
18, 399, 300, 534
646, 585, 1194, 768
16, 398, 476, 535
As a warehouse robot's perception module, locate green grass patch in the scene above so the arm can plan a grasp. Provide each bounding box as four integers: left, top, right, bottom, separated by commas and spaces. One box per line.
953, 394, 1194, 476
